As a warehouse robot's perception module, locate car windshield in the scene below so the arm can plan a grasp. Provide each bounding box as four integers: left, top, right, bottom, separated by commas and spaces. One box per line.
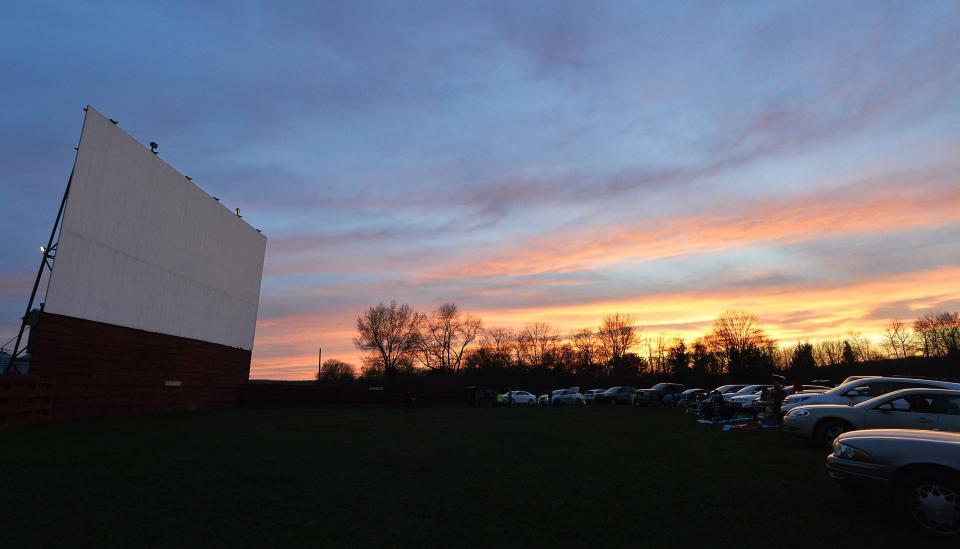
606, 387, 622, 393
651, 383, 669, 390
854, 393, 900, 408
824, 379, 886, 396
715, 385, 746, 393
731, 385, 764, 396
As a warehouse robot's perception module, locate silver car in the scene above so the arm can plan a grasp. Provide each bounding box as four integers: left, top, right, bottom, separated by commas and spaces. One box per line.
551, 387, 586, 406
782, 377, 960, 412
784, 388, 960, 445
827, 429, 960, 536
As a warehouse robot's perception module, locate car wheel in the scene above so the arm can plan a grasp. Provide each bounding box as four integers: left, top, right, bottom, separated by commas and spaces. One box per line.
815, 420, 852, 447
896, 470, 960, 536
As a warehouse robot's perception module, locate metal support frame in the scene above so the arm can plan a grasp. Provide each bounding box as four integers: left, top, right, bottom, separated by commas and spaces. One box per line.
3, 170, 73, 375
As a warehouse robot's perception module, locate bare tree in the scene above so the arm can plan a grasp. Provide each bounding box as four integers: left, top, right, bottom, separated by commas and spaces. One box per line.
474, 327, 517, 369
519, 322, 560, 368
914, 312, 960, 357
317, 359, 356, 381
598, 313, 638, 365
418, 302, 482, 373
709, 310, 771, 375
710, 311, 766, 355
882, 319, 915, 359
353, 301, 424, 374
571, 328, 608, 374
846, 332, 876, 362
644, 335, 670, 376
814, 339, 845, 367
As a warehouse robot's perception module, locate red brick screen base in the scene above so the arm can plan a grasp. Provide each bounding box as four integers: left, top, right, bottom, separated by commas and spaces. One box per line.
27, 312, 250, 421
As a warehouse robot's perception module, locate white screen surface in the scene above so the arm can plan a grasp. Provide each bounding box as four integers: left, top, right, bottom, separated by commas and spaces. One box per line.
44, 107, 266, 350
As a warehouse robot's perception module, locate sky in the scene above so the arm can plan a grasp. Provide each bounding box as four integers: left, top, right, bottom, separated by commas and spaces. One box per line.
1, 1, 959, 379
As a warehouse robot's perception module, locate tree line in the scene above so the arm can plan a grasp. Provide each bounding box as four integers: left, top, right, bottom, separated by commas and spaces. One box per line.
316, 301, 960, 383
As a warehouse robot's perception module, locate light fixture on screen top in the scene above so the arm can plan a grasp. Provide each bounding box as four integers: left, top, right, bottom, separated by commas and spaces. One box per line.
235, 208, 242, 218
185, 176, 192, 181
40, 246, 46, 253
213, 196, 220, 201
109, 118, 118, 124
149, 142, 158, 155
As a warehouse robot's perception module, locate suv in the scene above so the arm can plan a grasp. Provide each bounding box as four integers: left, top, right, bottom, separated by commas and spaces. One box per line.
634, 383, 686, 406
594, 386, 637, 405
782, 377, 960, 412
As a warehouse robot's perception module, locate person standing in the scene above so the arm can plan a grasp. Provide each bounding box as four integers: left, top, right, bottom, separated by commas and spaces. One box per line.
771, 383, 787, 423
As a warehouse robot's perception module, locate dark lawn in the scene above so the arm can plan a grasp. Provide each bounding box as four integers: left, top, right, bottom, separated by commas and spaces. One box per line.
0, 407, 948, 548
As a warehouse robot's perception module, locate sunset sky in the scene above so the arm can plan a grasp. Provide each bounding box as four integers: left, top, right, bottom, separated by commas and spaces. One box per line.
1, 1, 959, 379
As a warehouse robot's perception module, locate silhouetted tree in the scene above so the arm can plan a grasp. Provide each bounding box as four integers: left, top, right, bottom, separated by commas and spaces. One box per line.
518, 322, 560, 369
317, 359, 355, 381
691, 338, 720, 377
846, 332, 876, 362
914, 312, 960, 357
354, 301, 424, 375
842, 341, 857, 367
668, 339, 690, 379
416, 302, 482, 373
882, 319, 915, 359
571, 328, 607, 375
598, 313, 638, 374
814, 339, 844, 367
710, 310, 770, 377
788, 343, 816, 381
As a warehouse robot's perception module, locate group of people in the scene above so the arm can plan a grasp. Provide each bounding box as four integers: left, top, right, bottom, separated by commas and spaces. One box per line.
755, 384, 788, 425
698, 382, 791, 426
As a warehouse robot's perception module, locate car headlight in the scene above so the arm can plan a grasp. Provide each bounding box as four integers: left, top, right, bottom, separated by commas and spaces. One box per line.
833, 442, 872, 462
787, 409, 810, 418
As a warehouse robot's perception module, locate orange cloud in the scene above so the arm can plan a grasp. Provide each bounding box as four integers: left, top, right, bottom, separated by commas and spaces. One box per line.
250, 265, 960, 379
423, 168, 959, 280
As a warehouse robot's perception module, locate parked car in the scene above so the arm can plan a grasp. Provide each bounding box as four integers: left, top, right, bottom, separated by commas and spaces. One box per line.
499, 390, 538, 406
785, 388, 960, 446
731, 385, 829, 410
698, 384, 749, 405
634, 383, 685, 406
593, 386, 637, 405
721, 384, 773, 403
677, 388, 706, 409
840, 375, 878, 385
552, 388, 586, 406
827, 429, 960, 536
661, 385, 689, 407
782, 377, 960, 412
583, 389, 606, 404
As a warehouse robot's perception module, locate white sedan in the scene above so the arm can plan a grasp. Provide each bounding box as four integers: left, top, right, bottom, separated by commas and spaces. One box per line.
500, 391, 538, 405
552, 388, 586, 406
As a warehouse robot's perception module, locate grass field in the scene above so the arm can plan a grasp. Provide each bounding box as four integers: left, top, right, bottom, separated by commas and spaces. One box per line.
0, 406, 951, 548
